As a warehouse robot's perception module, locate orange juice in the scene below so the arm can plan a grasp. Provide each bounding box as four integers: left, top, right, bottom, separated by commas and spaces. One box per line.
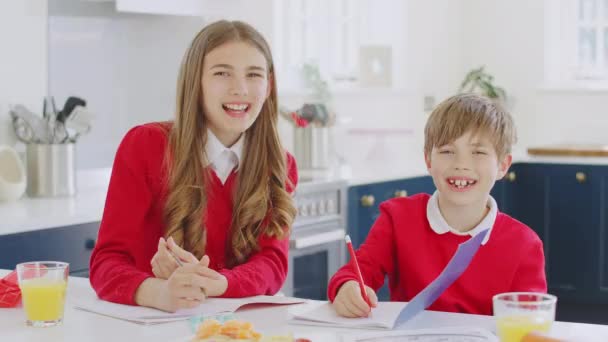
497, 315, 552, 342
20, 279, 67, 322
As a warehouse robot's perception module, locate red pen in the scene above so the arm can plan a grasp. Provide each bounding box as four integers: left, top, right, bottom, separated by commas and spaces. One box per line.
345, 235, 371, 307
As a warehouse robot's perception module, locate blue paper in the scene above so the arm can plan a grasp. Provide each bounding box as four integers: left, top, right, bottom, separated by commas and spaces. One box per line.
394, 229, 488, 327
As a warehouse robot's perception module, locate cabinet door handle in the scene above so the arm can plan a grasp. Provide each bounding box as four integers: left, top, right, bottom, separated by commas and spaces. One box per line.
85, 239, 96, 250
507, 171, 516, 182
360, 195, 375, 207
576, 172, 586, 183
394, 190, 408, 198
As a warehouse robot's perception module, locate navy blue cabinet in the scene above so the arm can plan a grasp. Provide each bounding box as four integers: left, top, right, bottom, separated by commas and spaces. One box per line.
0, 222, 99, 277
347, 175, 435, 300
348, 163, 608, 306
491, 163, 608, 304
599, 167, 608, 302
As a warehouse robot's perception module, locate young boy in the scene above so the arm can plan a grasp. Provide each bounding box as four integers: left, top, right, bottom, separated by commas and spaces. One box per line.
329, 93, 547, 317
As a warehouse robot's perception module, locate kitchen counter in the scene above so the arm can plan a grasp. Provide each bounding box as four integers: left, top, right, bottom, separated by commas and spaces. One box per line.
3, 153, 608, 236
0, 169, 110, 236
528, 144, 608, 157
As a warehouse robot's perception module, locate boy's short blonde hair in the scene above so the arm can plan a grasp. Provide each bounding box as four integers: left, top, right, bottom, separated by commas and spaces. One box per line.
424, 93, 517, 159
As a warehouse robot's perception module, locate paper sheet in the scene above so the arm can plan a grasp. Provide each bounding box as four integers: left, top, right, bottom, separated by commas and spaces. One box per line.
74, 295, 306, 325
341, 327, 498, 342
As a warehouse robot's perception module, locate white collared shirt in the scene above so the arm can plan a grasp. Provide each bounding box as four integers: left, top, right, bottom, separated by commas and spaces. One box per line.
426, 191, 497, 245
205, 130, 244, 184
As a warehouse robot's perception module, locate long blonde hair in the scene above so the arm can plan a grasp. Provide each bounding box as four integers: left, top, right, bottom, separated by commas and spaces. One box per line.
163, 20, 296, 267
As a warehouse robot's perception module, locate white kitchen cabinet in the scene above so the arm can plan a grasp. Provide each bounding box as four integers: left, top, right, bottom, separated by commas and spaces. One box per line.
115, 0, 243, 17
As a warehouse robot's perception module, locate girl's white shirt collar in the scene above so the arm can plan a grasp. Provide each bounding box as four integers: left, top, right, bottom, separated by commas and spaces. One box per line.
205, 129, 244, 184
426, 190, 496, 245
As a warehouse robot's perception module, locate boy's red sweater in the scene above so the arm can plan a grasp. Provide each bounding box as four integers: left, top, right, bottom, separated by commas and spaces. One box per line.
328, 194, 547, 315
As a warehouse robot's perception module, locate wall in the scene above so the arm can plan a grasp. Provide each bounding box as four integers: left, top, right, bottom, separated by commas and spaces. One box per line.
47, 0, 275, 169
461, 0, 608, 154
45, 0, 466, 174
48, 1, 209, 168
0, 1, 48, 147
280, 0, 466, 178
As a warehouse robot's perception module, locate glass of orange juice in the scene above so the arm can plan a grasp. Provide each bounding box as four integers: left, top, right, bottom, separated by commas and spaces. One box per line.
493, 292, 557, 342
16, 261, 69, 327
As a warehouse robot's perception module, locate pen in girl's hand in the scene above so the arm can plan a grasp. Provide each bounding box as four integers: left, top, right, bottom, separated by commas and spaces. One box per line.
168, 250, 183, 267
167, 248, 208, 298
345, 235, 372, 307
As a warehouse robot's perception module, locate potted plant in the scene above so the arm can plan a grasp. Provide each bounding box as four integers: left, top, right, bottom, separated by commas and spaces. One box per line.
459, 66, 507, 102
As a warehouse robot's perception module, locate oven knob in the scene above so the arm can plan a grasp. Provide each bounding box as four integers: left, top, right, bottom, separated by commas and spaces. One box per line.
299, 204, 308, 217
318, 200, 326, 215
326, 199, 336, 213
309, 202, 317, 216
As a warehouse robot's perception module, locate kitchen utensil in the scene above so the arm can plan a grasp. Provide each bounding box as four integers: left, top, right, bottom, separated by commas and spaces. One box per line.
65, 105, 92, 142
9, 105, 50, 144
58, 97, 86, 123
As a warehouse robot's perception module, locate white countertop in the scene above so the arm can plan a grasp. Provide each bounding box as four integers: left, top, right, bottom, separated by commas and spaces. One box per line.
0, 269, 606, 342
1, 154, 608, 236
0, 169, 111, 236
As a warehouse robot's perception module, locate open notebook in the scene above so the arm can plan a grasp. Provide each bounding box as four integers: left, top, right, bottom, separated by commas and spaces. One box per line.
74, 295, 306, 325
290, 229, 488, 330
290, 302, 408, 330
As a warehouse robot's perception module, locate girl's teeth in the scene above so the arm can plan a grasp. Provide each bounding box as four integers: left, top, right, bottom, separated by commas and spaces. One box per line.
225, 104, 247, 111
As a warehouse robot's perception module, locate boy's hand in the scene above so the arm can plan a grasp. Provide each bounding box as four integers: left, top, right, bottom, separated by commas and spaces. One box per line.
151, 237, 198, 279
333, 280, 378, 318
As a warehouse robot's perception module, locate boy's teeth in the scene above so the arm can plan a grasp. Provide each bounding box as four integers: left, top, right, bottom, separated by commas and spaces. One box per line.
449, 179, 476, 188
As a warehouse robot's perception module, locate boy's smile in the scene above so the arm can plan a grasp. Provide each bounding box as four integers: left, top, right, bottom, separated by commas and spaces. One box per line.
446, 176, 478, 192
425, 129, 512, 231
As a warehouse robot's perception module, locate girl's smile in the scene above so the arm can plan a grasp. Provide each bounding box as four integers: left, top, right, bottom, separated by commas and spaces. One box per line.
222, 102, 251, 118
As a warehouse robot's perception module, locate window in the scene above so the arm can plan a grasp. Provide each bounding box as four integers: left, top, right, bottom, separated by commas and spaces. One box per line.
274, 0, 361, 89
575, 0, 608, 78
273, 0, 406, 91
545, 0, 608, 86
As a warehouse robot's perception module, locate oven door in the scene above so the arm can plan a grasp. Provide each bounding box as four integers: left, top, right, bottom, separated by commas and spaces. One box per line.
282, 227, 345, 300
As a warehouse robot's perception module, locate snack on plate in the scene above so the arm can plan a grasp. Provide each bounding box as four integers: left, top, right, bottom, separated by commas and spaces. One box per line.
193, 319, 293, 342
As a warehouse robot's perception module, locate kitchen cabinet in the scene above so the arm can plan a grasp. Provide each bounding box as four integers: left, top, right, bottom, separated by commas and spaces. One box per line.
115, 0, 242, 16
492, 163, 608, 304
348, 163, 608, 305
0, 222, 99, 277
347, 176, 435, 300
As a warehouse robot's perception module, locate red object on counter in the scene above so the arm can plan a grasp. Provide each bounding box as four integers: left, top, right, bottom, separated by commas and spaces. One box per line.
0, 270, 21, 308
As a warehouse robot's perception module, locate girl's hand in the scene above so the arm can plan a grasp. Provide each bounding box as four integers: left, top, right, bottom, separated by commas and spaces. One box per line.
156, 258, 210, 312
196, 267, 228, 297
332, 280, 378, 318
151, 237, 198, 279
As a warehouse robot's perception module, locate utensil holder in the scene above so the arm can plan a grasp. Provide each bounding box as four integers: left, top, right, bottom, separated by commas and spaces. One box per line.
26, 143, 76, 197
294, 126, 330, 170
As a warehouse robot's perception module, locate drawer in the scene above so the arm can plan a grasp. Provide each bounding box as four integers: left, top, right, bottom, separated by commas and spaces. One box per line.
0, 222, 99, 274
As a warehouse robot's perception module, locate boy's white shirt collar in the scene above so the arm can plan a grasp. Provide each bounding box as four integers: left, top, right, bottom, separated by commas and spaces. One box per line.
205, 129, 244, 184
426, 190, 497, 245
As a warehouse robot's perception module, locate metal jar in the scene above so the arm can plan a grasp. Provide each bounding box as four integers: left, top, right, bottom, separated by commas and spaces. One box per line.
26, 143, 76, 197
294, 126, 330, 170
